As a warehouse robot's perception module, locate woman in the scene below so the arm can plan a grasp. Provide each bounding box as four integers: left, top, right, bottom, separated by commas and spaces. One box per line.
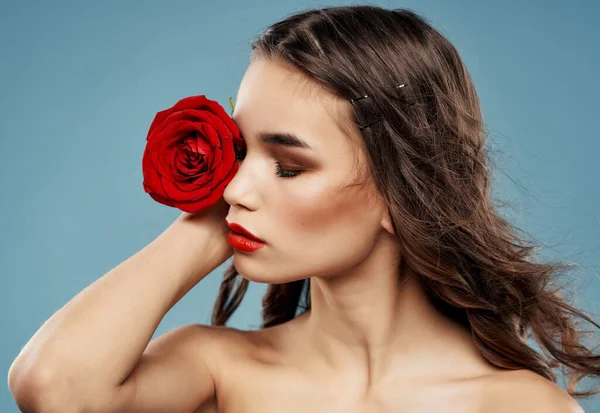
8, 5, 598, 413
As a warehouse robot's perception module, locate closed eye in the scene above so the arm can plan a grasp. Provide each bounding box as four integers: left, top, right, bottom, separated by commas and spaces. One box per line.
234, 144, 303, 179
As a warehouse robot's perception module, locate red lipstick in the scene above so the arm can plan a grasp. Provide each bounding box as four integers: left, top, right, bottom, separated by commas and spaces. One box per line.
226, 221, 265, 252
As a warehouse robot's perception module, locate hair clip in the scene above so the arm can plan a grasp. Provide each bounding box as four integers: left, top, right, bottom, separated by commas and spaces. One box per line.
349, 83, 408, 104
349, 83, 412, 130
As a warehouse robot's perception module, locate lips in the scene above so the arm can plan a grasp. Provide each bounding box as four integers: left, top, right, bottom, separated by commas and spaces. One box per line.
225, 220, 264, 243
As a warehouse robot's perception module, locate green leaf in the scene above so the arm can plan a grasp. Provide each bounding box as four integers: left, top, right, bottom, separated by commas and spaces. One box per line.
228, 97, 235, 116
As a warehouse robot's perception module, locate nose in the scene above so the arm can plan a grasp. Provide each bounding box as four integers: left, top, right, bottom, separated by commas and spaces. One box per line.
222, 159, 260, 210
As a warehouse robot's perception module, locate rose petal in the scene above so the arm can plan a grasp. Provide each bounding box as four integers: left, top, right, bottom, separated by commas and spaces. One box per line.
142, 143, 170, 200
153, 120, 203, 179
162, 175, 209, 202
147, 95, 214, 140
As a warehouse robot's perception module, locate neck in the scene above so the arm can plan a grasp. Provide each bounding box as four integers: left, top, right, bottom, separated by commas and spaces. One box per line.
294, 238, 494, 387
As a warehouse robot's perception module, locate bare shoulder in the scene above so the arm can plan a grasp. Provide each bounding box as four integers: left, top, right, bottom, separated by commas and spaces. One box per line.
480, 369, 585, 413
173, 323, 258, 364
176, 322, 281, 372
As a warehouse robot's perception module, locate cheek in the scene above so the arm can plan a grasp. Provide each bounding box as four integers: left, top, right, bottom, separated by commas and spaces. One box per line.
270, 181, 379, 274
276, 180, 347, 233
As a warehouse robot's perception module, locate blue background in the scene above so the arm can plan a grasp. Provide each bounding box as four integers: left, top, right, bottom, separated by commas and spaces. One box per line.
1, 0, 598, 411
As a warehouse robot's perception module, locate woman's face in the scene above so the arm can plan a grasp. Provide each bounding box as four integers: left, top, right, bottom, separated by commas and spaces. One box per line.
224, 58, 393, 283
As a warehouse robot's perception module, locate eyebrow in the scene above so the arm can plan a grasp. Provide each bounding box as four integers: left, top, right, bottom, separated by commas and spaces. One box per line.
250, 131, 313, 150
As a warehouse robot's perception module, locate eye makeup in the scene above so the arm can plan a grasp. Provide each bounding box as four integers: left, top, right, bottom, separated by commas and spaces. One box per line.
234, 144, 305, 179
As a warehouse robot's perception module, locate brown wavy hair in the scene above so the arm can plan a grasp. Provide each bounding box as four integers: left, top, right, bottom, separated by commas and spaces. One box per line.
210, 5, 600, 398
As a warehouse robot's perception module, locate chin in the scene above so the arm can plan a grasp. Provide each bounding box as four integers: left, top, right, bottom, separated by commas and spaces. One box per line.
238, 271, 303, 285
233, 258, 308, 285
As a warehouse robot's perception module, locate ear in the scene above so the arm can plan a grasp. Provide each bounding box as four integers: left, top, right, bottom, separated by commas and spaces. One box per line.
381, 208, 395, 235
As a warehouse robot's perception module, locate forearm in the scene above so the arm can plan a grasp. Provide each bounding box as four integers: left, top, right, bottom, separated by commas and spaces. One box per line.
9, 216, 231, 400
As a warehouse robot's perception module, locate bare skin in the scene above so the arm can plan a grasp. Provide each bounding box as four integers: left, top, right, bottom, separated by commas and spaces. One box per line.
189, 277, 580, 413
208, 290, 496, 412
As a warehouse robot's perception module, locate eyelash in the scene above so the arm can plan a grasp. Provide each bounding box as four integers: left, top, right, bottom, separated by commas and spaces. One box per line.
234, 145, 303, 179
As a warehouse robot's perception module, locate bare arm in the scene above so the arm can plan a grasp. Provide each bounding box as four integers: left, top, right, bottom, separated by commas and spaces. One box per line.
8, 201, 233, 413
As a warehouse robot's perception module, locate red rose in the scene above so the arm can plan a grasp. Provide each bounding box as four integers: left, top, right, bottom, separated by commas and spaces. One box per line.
142, 95, 243, 213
